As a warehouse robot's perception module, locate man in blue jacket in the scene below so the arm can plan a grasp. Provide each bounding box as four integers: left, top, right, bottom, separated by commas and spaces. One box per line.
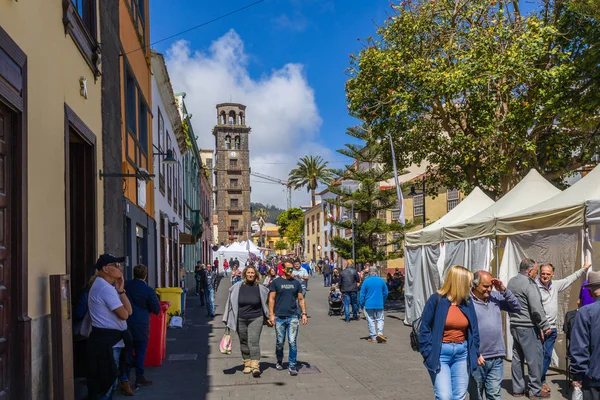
124, 264, 161, 388
359, 266, 389, 343
570, 270, 600, 399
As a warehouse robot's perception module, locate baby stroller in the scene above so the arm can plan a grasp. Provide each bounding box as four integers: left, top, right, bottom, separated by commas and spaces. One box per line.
328, 285, 343, 316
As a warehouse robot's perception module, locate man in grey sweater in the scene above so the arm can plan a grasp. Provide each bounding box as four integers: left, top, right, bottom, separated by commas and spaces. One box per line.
507, 258, 552, 399
536, 258, 591, 393
469, 271, 521, 400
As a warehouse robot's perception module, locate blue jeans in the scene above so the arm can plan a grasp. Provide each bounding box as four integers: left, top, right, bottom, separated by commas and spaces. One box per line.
127, 340, 149, 379
96, 347, 122, 400
469, 357, 504, 400
324, 273, 331, 286
205, 287, 215, 315
365, 309, 384, 339
275, 316, 299, 367
343, 292, 359, 321
428, 342, 469, 400
542, 328, 558, 382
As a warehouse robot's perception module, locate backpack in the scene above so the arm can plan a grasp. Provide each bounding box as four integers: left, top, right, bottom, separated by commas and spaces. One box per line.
409, 295, 440, 352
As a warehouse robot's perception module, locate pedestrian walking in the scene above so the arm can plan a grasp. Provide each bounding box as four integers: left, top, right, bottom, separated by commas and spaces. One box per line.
322, 259, 332, 287
340, 260, 360, 322
419, 265, 482, 400
264, 266, 279, 288
268, 259, 308, 376
123, 265, 161, 389
201, 263, 217, 318
223, 259, 229, 277
222, 265, 271, 378
359, 266, 388, 343
86, 254, 133, 400
570, 270, 600, 400
536, 258, 591, 393
468, 271, 521, 400
194, 263, 203, 302
331, 268, 341, 287
292, 258, 309, 297
507, 258, 551, 398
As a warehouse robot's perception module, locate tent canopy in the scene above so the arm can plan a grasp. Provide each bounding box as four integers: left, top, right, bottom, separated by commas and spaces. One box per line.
443, 170, 561, 241
405, 187, 495, 247
498, 165, 600, 235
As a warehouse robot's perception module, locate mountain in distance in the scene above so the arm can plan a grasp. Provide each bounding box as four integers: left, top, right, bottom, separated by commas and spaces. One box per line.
250, 202, 285, 224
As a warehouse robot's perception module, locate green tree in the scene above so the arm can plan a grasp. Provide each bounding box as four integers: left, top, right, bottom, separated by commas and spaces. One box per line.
328, 133, 412, 264
288, 155, 336, 207
346, 0, 600, 199
274, 240, 289, 251
276, 208, 305, 253
253, 208, 269, 247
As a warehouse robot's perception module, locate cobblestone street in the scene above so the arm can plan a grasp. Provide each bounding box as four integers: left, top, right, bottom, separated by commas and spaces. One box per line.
124, 277, 571, 400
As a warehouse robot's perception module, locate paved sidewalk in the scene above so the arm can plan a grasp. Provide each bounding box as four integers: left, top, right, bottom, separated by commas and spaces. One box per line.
122, 277, 571, 399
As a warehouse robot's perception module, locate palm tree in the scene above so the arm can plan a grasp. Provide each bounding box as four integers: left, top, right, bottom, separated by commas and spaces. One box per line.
288, 155, 335, 207
253, 208, 269, 247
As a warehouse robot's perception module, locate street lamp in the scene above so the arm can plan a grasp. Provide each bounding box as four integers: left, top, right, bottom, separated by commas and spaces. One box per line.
408, 178, 427, 227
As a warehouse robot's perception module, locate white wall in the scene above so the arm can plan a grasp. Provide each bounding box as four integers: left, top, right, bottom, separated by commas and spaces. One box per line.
152, 74, 185, 288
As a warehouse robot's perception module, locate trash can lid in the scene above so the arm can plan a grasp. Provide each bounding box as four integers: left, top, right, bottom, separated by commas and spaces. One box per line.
155, 287, 184, 294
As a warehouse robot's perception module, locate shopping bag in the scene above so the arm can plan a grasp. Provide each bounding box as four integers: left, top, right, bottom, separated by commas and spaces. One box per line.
219, 328, 232, 354
169, 316, 183, 329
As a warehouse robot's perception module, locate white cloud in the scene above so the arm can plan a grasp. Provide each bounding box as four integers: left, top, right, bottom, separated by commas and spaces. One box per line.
165, 30, 337, 209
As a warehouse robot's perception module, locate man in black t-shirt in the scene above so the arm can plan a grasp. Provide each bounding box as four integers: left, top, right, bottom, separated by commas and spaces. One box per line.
268, 260, 308, 376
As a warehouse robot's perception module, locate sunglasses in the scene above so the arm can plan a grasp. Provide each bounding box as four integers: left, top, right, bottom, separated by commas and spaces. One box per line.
285, 267, 294, 271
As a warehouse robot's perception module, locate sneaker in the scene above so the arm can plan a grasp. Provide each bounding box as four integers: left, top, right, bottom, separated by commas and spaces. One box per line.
288, 366, 298, 376
367, 338, 377, 343
275, 361, 284, 371
376, 334, 387, 343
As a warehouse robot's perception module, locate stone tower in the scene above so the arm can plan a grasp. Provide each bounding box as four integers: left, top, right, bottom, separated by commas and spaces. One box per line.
213, 103, 251, 244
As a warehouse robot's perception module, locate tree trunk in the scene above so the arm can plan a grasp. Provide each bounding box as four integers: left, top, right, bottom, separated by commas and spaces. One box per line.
311, 190, 316, 207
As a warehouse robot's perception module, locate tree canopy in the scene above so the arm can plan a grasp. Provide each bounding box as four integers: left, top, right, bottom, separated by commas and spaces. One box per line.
276, 208, 305, 249
346, 0, 600, 198
288, 155, 336, 206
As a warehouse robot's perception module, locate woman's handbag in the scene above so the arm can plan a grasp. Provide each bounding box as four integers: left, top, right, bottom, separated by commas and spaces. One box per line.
219, 328, 232, 354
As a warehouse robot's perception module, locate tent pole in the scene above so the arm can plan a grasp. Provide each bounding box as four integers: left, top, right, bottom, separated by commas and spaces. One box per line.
494, 235, 500, 277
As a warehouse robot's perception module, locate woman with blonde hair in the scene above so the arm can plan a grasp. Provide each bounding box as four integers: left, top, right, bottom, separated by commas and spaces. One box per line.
222, 265, 270, 377
419, 266, 482, 400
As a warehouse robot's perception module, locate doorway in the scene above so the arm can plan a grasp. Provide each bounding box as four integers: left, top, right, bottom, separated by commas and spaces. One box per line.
65, 112, 97, 397
0, 101, 16, 399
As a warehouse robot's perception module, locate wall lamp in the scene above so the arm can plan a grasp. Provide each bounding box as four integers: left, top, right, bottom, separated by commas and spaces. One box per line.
154, 148, 178, 165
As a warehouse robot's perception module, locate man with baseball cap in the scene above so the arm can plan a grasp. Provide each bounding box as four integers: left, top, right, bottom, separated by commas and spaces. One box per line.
570, 269, 600, 400
87, 254, 134, 399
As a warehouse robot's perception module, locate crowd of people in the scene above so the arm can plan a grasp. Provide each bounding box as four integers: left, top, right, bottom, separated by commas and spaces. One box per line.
418, 258, 598, 400
76, 250, 599, 400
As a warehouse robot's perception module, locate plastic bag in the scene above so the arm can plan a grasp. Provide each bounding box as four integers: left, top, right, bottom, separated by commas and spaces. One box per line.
572, 386, 583, 400
220, 328, 232, 354
169, 316, 183, 329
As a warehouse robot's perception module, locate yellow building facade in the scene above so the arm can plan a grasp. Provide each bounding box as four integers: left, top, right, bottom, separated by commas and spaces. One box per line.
1, 1, 104, 398
303, 204, 322, 262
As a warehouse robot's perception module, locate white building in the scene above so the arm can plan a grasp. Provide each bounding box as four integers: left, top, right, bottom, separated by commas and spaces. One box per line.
151, 51, 186, 288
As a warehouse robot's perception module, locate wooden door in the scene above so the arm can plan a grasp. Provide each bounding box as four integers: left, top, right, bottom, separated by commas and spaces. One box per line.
0, 102, 14, 399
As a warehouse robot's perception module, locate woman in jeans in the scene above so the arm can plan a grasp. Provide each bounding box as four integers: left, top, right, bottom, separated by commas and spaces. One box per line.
223, 265, 270, 377
419, 265, 482, 400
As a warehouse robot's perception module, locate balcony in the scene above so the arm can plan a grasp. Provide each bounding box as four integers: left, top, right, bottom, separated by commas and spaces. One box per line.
227, 184, 244, 192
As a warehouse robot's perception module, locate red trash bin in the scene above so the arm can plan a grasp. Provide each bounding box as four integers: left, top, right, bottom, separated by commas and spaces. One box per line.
145, 301, 170, 367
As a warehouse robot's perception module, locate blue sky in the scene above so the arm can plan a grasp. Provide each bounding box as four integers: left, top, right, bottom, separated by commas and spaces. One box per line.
149, 0, 391, 207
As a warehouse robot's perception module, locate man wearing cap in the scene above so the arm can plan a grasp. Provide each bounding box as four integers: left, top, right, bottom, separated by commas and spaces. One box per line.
87, 254, 133, 399
570, 270, 600, 400
536, 258, 592, 393
359, 266, 388, 343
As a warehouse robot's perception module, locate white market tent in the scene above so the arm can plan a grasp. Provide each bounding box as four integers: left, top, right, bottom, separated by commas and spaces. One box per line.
495, 165, 600, 369
441, 169, 561, 274
403, 187, 495, 324
213, 242, 250, 269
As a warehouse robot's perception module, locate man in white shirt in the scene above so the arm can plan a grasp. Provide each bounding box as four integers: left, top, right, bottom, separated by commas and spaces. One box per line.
536, 258, 591, 393
87, 254, 133, 399
292, 258, 309, 296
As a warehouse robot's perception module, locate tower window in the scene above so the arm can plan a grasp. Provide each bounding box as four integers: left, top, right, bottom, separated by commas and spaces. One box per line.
231, 219, 239, 229
225, 135, 231, 149
234, 136, 241, 150
230, 159, 238, 168
219, 111, 226, 124
230, 198, 239, 208
229, 111, 236, 124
